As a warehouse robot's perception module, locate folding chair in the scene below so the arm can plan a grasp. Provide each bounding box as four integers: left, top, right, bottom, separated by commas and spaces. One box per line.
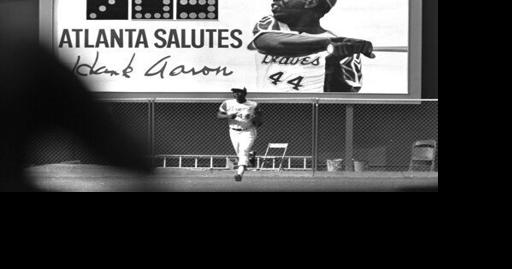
260, 143, 288, 171
409, 140, 437, 172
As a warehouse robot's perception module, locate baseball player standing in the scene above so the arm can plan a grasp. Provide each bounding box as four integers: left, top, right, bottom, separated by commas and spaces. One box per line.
217, 88, 263, 182
248, 0, 375, 93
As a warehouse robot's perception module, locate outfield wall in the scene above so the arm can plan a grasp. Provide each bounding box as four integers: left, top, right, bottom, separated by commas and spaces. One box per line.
27, 100, 438, 171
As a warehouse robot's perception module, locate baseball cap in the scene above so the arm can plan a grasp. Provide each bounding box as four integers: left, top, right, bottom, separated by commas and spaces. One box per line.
231, 87, 247, 93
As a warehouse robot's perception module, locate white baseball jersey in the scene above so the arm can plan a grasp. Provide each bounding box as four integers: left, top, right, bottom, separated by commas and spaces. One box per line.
249, 15, 363, 93
219, 99, 259, 130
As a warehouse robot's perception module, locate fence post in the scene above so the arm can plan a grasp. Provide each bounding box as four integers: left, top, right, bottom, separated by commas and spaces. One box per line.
151, 99, 156, 161
312, 98, 319, 176
147, 99, 154, 165
345, 104, 354, 171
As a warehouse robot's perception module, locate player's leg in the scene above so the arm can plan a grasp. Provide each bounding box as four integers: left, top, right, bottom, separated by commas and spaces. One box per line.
235, 129, 257, 180
229, 130, 244, 181
229, 129, 241, 163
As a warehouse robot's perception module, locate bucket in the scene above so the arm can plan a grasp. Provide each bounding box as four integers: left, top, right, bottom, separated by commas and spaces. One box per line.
326, 159, 343, 172
353, 161, 368, 172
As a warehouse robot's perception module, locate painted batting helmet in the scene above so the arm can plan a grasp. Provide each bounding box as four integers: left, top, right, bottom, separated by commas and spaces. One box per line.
320, 0, 337, 13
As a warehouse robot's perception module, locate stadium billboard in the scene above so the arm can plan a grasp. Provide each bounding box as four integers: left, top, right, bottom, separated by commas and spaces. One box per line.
40, 0, 422, 102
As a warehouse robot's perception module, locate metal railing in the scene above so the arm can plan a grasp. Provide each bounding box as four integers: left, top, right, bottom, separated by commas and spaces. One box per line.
154, 154, 312, 170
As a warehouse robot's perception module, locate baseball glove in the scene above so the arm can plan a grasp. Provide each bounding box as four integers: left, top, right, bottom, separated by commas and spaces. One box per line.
252, 114, 263, 128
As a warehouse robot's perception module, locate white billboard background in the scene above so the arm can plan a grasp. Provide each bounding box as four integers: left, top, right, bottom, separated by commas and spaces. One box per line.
55, 0, 409, 94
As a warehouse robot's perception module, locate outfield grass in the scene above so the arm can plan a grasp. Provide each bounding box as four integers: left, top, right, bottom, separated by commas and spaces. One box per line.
26, 164, 438, 192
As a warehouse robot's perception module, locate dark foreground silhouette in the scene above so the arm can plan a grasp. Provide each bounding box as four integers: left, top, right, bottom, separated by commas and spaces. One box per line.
0, 2, 153, 191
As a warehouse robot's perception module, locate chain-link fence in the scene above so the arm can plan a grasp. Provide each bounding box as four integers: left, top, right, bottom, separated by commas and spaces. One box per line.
27, 99, 438, 172
351, 102, 438, 171
26, 101, 151, 166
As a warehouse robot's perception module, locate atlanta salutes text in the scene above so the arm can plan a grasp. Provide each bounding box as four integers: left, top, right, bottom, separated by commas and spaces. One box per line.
59, 28, 243, 49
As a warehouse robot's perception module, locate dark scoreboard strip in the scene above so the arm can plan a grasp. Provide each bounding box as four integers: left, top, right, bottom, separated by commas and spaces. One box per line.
87, 0, 219, 20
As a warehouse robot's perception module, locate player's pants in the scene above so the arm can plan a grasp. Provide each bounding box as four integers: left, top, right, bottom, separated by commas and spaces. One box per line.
229, 128, 257, 166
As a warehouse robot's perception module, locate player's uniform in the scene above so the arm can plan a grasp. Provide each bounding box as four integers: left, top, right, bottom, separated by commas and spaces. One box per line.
219, 99, 259, 166
248, 15, 363, 93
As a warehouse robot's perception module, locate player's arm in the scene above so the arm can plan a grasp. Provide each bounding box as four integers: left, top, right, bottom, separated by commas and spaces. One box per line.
217, 111, 237, 119
327, 37, 376, 59
249, 16, 332, 57
217, 102, 237, 119
251, 32, 332, 57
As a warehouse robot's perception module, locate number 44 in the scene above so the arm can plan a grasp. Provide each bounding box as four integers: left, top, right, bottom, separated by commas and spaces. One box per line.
269, 72, 304, 91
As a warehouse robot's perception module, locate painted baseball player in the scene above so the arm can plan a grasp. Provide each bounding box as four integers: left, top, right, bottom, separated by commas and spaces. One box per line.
217, 88, 263, 182
248, 0, 375, 93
